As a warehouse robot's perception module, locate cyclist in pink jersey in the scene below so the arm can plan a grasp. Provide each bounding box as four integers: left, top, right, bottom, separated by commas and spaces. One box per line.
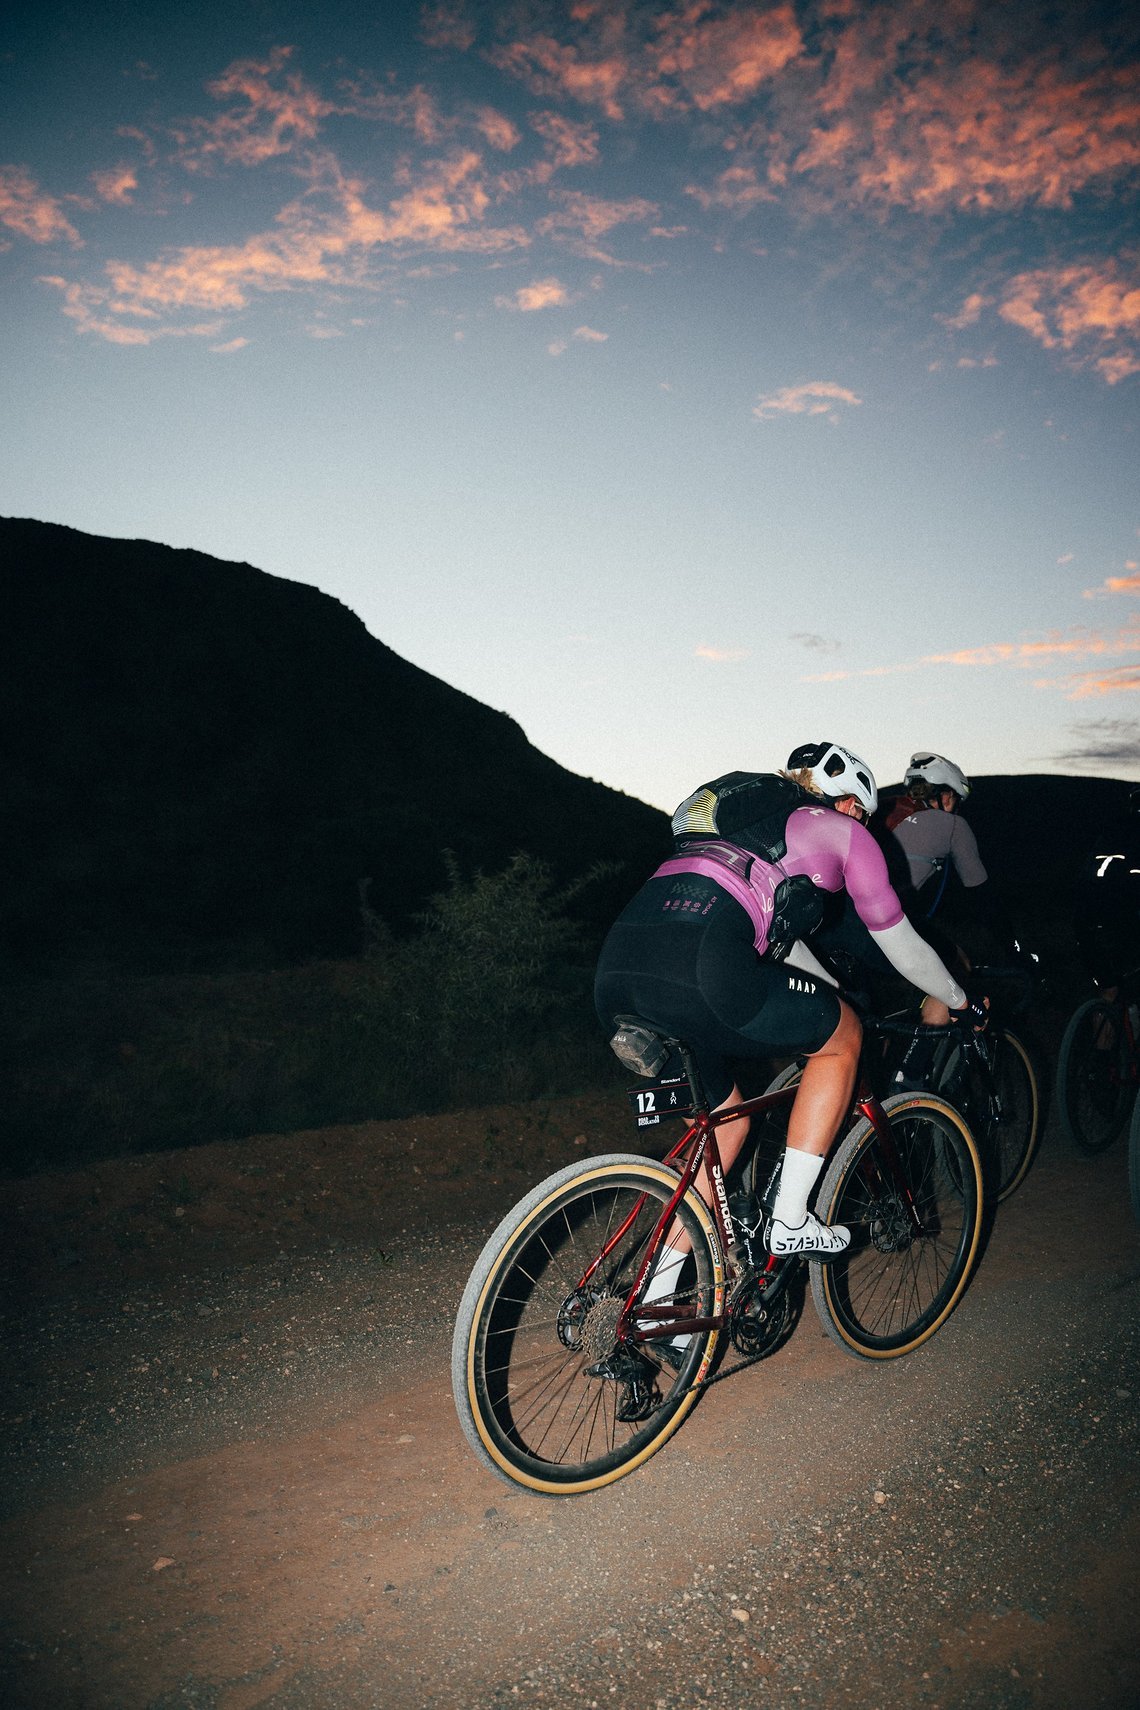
596, 742, 984, 1262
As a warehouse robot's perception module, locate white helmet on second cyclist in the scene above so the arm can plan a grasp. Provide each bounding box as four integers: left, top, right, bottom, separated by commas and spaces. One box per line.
905, 751, 970, 800
786, 741, 878, 816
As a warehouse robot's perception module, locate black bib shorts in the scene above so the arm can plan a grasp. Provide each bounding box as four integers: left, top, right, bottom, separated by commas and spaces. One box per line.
594, 873, 842, 1107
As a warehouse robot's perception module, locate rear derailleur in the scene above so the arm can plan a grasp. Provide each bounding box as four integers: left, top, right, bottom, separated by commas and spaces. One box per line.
585, 1343, 664, 1423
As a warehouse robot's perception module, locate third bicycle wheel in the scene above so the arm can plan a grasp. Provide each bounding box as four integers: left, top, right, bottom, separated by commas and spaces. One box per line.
1057, 997, 1134, 1154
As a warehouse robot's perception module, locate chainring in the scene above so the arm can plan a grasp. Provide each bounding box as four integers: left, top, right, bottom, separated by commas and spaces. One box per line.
728, 1277, 791, 1357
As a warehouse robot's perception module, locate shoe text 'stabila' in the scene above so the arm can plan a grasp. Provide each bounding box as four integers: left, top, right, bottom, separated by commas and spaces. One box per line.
767, 1211, 851, 1259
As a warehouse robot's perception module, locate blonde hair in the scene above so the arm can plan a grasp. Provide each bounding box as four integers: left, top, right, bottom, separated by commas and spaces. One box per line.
781, 766, 825, 799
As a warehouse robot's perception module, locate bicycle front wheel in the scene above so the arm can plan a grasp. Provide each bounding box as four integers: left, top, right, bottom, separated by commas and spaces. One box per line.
452, 1154, 723, 1495
810, 1093, 984, 1360
984, 1030, 1042, 1201
1057, 997, 1133, 1154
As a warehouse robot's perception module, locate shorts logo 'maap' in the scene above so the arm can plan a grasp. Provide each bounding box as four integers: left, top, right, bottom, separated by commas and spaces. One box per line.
787, 975, 817, 994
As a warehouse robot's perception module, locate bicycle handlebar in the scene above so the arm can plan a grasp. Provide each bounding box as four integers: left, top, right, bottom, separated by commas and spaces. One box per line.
860, 1014, 990, 1042
861, 1014, 959, 1039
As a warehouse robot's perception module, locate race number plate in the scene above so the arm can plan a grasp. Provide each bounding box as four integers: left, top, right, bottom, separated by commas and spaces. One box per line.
627, 1076, 693, 1128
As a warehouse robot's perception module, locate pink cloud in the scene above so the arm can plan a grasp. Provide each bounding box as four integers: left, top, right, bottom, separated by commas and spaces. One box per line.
696, 644, 751, 663
0, 166, 81, 244
529, 111, 600, 171
777, 10, 1140, 215
1085, 573, 1140, 599
839, 64, 1139, 212
419, 3, 477, 55
472, 107, 520, 151
801, 617, 1140, 688
997, 263, 1140, 383
1066, 667, 1140, 699
536, 189, 656, 244
647, 4, 802, 112
791, 120, 857, 176
492, 3, 800, 120
90, 165, 139, 206
181, 47, 333, 169
927, 623, 1140, 667
41, 276, 223, 344
497, 277, 569, 311
44, 152, 528, 341
491, 35, 628, 122
753, 381, 862, 420
940, 292, 989, 331
685, 164, 772, 212
488, 4, 1136, 222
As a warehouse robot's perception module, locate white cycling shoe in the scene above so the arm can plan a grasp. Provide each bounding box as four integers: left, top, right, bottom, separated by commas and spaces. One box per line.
766, 1211, 851, 1259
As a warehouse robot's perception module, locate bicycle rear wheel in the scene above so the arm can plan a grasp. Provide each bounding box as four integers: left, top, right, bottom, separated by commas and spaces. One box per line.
810, 1093, 983, 1360
452, 1154, 723, 1495
1056, 997, 1134, 1154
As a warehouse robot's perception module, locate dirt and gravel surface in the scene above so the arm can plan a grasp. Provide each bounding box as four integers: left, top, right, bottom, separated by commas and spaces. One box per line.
2, 1074, 1139, 1710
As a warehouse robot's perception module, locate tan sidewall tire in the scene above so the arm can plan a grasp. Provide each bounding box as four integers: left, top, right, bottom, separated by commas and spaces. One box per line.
453, 1155, 724, 1495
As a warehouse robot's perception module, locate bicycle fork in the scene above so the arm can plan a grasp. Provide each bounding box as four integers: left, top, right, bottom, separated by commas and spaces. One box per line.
856, 1090, 928, 1237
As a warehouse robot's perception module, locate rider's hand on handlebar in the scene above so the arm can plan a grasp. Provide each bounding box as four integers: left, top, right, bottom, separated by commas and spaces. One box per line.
950, 996, 990, 1034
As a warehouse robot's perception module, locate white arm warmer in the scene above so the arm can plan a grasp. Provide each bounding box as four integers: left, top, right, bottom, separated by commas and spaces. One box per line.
783, 940, 839, 987
869, 918, 967, 1009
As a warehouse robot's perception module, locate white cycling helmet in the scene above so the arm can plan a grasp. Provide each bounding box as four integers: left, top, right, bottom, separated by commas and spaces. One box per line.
905, 751, 970, 799
786, 741, 878, 815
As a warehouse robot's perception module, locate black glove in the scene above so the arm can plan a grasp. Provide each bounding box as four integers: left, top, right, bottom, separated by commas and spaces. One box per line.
950, 997, 989, 1034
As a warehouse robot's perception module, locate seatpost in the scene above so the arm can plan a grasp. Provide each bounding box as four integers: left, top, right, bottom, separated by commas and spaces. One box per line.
677, 1041, 708, 1114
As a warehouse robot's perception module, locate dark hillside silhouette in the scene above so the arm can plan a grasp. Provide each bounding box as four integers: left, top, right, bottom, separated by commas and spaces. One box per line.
1, 517, 670, 969
959, 773, 1134, 903
1, 521, 1134, 1161
1, 516, 1132, 974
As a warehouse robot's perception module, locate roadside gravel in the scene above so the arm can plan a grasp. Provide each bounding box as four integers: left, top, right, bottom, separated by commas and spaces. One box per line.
2, 1090, 1139, 1710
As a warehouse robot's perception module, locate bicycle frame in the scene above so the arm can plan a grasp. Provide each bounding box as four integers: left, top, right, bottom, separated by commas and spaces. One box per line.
578, 1067, 925, 1352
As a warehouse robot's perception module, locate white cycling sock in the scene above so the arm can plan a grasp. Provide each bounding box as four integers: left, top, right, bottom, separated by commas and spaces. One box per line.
641, 1244, 685, 1301
770, 1146, 824, 1226
639, 1244, 690, 1347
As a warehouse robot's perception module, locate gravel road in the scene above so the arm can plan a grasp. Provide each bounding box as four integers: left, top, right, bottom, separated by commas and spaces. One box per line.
1, 1087, 1138, 1710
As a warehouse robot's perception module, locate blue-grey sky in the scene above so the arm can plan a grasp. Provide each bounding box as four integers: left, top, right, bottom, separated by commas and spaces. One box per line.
2, 0, 1138, 810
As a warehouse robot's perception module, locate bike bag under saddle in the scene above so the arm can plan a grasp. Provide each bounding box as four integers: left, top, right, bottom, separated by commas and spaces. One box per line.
609, 1016, 671, 1079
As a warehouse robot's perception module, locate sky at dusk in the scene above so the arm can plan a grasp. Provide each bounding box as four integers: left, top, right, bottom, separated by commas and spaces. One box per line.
2, 0, 1139, 813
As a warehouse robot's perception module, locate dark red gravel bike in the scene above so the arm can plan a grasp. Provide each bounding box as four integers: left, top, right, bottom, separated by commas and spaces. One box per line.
452, 1021, 984, 1495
